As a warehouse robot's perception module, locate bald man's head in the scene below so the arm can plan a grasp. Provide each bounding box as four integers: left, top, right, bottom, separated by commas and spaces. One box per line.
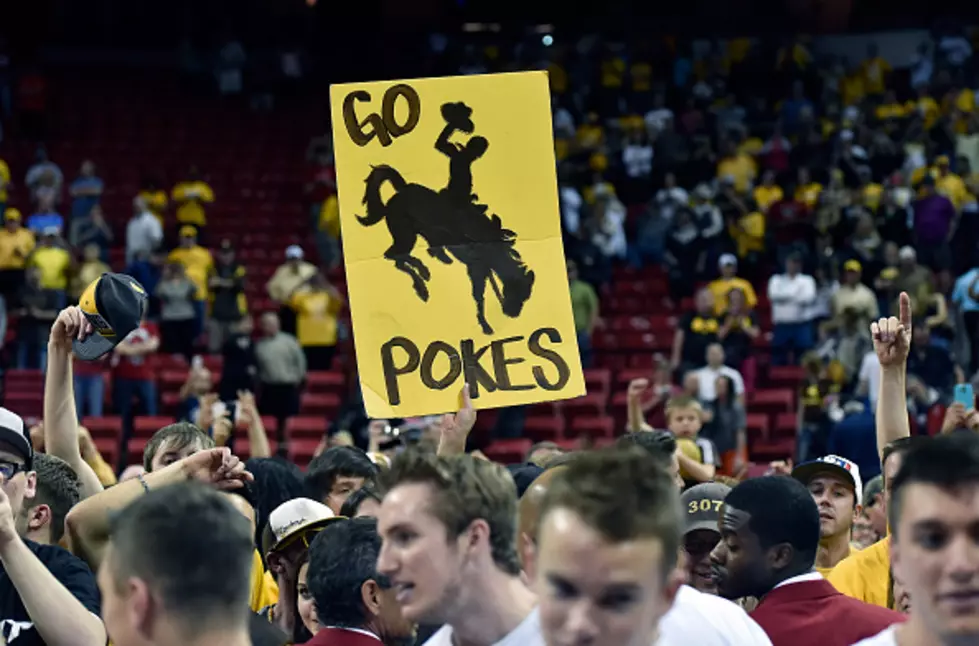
517, 465, 568, 577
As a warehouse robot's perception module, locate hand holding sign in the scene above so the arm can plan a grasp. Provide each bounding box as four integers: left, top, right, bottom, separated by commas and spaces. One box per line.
435, 386, 476, 456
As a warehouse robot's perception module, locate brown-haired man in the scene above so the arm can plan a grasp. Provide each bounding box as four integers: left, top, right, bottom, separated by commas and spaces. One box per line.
376, 450, 540, 646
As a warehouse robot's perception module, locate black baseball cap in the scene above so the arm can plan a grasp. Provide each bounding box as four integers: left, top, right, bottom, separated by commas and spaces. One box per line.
680, 482, 731, 534
74, 273, 148, 361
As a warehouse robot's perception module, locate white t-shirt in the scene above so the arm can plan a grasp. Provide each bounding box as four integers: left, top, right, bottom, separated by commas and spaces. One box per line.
423, 608, 544, 646
657, 585, 772, 646
851, 625, 897, 646
695, 366, 745, 400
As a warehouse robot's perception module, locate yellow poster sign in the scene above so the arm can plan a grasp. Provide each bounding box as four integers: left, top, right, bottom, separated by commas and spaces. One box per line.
330, 71, 585, 417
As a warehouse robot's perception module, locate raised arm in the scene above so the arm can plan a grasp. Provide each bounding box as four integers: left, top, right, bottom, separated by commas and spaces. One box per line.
871, 291, 913, 459
44, 308, 105, 500
64, 447, 252, 570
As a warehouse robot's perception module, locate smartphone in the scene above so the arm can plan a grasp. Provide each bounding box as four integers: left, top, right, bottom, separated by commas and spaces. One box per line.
954, 384, 974, 408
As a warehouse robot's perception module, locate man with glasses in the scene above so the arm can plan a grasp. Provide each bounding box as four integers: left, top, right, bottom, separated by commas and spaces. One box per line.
262, 498, 343, 640
0, 406, 105, 646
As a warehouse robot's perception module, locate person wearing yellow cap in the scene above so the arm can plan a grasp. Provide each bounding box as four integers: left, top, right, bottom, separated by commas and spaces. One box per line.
0, 208, 35, 305
167, 226, 213, 338
821, 259, 878, 339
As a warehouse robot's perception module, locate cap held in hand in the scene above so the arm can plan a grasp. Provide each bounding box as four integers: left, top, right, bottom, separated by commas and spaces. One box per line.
73, 273, 148, 361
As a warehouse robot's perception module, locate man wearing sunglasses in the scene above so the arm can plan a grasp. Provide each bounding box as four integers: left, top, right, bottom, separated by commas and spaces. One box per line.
262, 498, 344, 641
0, 406, 105, 646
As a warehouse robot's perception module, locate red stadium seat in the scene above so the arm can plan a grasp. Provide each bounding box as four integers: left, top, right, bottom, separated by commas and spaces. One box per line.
482, 439, 532, 465
289, 438, 323, 469
583, 369, 611, 398
299, 393, 341, 416
285, 416, 329, 439
568, 416, 615, 439
93, 437, 119, 467
133, 416, 177, 438
766, 365, 806, 389
773, 413, 799, 439
745, 413, 770, 443
750, 438, 795, 463
3, 391, 42, 417
523, 416, 565, 442
748, 389, 795, 415
159, 370, 188, 392
305, 371, 346, 395
562, 392, 608, 418
81, 416, 123, 439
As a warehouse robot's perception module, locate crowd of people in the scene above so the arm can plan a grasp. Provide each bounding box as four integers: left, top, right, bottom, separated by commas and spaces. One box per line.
0, 289, 971, 646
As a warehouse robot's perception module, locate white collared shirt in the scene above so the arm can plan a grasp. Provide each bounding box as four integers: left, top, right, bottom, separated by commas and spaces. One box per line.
423, 608, 543, 646
850, 625, 897, 646
772, 571, 823, 590
657, 585, 772, 646
323, 626, 382, 642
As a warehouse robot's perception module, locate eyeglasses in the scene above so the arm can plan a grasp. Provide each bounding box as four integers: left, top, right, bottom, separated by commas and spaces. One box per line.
0, 461, 28, 481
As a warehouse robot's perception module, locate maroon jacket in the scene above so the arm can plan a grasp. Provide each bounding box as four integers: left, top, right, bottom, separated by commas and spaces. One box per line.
301, 627, 382, 646
750, 579, 904, 646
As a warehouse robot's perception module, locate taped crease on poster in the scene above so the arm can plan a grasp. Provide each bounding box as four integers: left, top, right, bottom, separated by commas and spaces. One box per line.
330, 71, 585, 417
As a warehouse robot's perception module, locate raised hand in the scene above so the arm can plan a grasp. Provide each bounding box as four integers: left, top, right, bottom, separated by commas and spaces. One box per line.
50, 307, 93, 351
235, 390, 258, 424
871, 291, 912, 369
178, 447, 253, 490
435, 386, 477, 456
627, 378, 650, 399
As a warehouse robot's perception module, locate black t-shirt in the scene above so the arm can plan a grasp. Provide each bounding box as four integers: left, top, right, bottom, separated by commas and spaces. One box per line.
679, 311, 719, 365
0, 540, 101, 646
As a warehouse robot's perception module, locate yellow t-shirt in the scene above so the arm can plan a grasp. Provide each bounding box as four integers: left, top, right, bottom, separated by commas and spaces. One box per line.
906, 96, 939, 129
29, 247, 71, 290
874, 103, 907, 121
168, 245, 214, 300
319, 195, 340, 239
815, 544, 856, 577
841, 74, 866, 107
630, 62, 653, 93
862, 183, 884, 211
938, 173, 969, 209
600, 58, 625, 88
0, 159, 9, 203
716, 154, 757, 193
139, 190, 169, 226
730, 212, 766, 257
795, 182, 823, 209
171, 181, 215, 227
861, 57, 891, 94
827, 537, 891, 608
753, 185, 783, 212
249, 549, 280, 612
0, 228, 36, 270
708, 277, 758, 315
290, 290, 341, 347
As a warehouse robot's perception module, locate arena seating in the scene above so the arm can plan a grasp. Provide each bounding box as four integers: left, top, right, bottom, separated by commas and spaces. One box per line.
1, 70, 802, 468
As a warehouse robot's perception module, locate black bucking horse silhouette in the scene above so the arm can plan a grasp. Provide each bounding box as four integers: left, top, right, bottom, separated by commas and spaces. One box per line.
356, 101, 536, 335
